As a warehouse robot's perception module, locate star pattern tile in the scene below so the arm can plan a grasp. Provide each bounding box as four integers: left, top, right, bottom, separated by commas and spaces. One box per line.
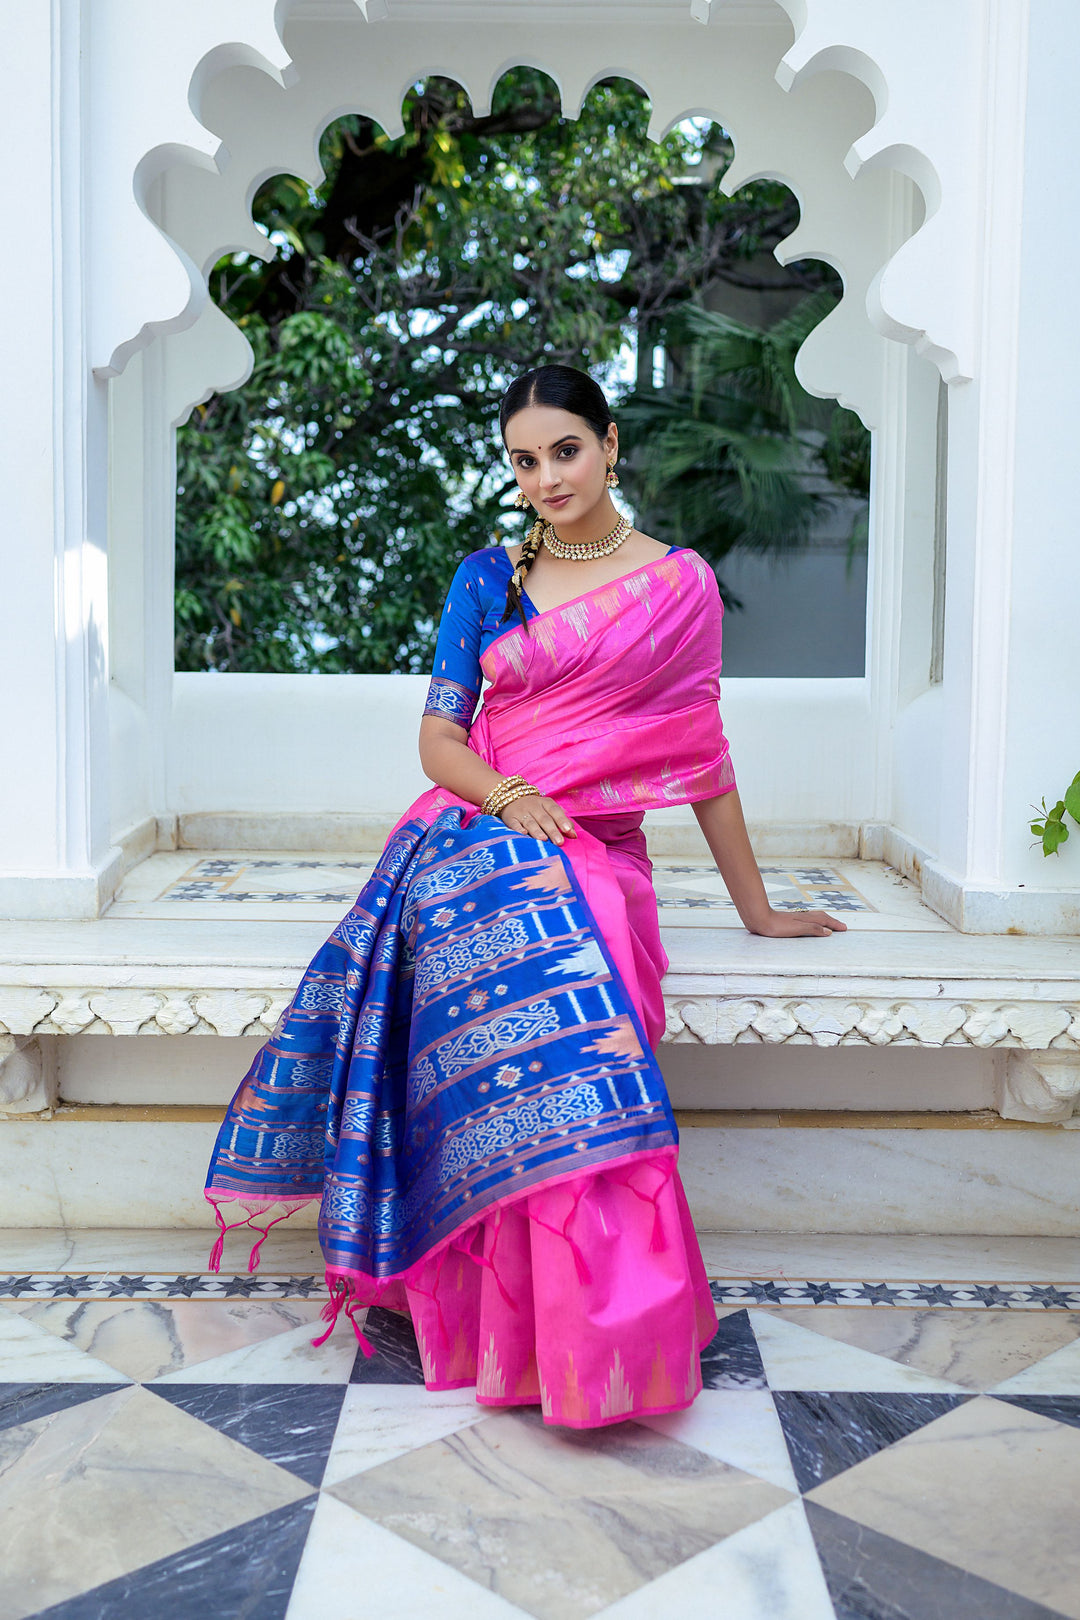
1, 1277, 1080, 1619
110, 849, 958, 931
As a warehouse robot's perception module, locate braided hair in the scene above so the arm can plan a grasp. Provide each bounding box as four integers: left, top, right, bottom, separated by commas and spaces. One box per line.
499, 365, 615, 626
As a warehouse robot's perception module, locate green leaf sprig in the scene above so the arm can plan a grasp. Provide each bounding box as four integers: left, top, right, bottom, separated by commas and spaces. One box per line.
1030, 771, 1080, 856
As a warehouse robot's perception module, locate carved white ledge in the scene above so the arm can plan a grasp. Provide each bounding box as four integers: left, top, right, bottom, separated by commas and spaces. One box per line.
663, 997, 1080, 1051
0, 989, 291, 1043
2, 987, 1079, 1052
0, 1036, 58, 1115
998, 1052, 1080, 1128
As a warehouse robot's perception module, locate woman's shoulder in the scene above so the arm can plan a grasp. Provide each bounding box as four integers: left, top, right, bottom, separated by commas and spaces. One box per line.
456, 545, 514, 583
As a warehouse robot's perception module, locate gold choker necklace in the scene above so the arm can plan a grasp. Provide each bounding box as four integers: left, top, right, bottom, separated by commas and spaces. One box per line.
542, 512, 632, 561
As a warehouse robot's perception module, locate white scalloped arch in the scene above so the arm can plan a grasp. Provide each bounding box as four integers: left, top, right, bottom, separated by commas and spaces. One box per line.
118, 2, 956, 433
770, 0, 975, 380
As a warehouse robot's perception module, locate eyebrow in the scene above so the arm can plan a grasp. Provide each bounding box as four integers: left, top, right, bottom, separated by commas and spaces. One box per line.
508, 435, 584, 456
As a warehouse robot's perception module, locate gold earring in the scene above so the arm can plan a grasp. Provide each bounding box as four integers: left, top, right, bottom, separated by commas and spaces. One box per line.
514, 489, 530, 510
605, 463, 620, 489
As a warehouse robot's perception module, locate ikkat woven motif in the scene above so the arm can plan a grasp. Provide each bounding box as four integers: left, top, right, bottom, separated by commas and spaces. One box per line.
205, 809, 676, 1279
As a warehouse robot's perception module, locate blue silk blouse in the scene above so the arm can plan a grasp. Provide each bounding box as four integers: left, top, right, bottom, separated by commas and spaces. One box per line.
422, 548, 536, 731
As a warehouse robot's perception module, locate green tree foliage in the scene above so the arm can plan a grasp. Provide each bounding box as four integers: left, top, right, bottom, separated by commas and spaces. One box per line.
175, 72, 838, 672
617, 295, 870, 601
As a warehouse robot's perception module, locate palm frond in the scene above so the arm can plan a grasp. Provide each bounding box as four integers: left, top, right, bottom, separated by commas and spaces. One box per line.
618, 292, 868, 585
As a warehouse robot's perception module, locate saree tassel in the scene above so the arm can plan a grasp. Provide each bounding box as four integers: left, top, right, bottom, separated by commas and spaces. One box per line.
247, 1209, 296, 1272
311, 1278, 347, 1348
458, 1214, 519, 1312
311, 1275, 375, 1357
343, 1295, 376, 1358
410, 1245, 455, 1348
208, 1204, 228, 1274
531, 1192, 593, 1286
611, 1158, 675, 1253
203, 1194, 310, 1274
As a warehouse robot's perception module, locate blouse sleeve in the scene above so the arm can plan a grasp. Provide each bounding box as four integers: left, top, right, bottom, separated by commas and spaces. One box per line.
423, 557, 484, 731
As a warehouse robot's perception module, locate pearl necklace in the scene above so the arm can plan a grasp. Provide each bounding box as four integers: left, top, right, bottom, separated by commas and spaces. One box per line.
542, 511, 633, 562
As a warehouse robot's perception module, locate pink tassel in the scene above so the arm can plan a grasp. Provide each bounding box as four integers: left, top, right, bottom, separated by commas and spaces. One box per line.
203, 1194, 308, 1275
464, 1209, 519, 1308
247, 1209, 294, 1272
208, 1205, 227, 1273
530, 1191, 592, 1285
312, 1274, 376, 1355
311, 1279, 347, 1347
612, 1159, 675, 1253
343, 1294, 376, 1358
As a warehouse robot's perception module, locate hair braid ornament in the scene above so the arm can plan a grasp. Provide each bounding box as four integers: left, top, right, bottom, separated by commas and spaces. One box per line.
500, 517, 545, 625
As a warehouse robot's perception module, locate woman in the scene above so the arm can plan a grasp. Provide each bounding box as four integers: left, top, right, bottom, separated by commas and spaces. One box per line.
205, 365, 845, 1428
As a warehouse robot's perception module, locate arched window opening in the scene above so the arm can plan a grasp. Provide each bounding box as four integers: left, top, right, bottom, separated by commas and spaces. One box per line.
173, 69, 868, 678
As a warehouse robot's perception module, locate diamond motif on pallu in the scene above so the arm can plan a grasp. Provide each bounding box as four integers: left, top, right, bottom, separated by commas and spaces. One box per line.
408, 1055, 438, 1110
296, 980, 345, 1012
331, 916, 377, 953
434, 1000, 560, 1078
414, 916, 529, 996
205, 807, 678, 1277
270, 1129, 324, 1160
437, 1082, 605, 1183
286, 1057, 336, 1090
322, 1183, 370, 1222
341, 1098, 374, 1134
423, 676, 479, 728
411, 848, 496, 904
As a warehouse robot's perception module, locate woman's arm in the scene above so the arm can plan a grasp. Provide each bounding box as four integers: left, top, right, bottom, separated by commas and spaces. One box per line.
692, 789, 846, 937
418, 716, 576, 847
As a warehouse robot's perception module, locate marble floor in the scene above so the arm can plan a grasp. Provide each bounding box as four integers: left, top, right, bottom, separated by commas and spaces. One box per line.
104, 850, 953, 931
4, 1242, 1080, 1618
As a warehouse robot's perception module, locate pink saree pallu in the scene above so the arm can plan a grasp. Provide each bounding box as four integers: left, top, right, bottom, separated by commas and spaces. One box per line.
205, 548, 735, 1428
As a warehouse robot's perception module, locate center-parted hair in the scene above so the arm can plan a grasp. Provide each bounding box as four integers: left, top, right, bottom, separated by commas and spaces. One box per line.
499, 366, 615, 626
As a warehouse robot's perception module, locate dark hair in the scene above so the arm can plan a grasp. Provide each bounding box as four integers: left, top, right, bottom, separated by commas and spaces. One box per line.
499, 366, 615, 624
499, 364, 614, 445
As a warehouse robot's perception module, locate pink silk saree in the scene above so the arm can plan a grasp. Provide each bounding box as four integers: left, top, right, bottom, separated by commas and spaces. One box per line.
206, 548, 735, 1428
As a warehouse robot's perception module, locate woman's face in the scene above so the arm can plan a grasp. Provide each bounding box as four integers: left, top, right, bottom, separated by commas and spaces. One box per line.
504, 404, 617, 522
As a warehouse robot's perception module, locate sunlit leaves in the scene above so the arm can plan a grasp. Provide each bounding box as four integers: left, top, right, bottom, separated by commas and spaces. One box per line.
617, 297, 869, 587
1030, 773, 1080, 857
175, 70, 832, 673
1064, 771, 1080, 827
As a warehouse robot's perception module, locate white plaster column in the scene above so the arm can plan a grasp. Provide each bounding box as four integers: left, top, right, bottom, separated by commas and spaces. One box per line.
0, 1, 113, 920
998, 0, 1080, 912
928, 0, 1080, 932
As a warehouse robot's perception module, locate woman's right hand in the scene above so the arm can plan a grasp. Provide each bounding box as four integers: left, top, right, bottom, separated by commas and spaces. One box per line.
500, 794, 577, 847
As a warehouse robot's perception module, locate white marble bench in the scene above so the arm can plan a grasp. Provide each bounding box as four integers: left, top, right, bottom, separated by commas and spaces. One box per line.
0, 914, 1078, 1124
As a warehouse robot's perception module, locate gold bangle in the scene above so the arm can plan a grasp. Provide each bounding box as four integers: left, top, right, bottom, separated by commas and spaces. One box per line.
492, 783, 541, 818
481, 774, 526, 814
484, 782, 537, 817
481, 775, 524, 816
481, 775, 540, 817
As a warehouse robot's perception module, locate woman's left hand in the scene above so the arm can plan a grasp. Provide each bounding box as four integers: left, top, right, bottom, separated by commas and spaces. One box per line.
749, 908, 847, 938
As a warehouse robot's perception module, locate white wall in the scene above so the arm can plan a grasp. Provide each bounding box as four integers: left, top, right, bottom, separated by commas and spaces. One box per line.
168, 671, 875, 826
1000, 0, 1080, 893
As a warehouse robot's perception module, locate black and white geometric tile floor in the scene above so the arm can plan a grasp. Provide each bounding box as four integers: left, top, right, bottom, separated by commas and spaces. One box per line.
4, 1281, 1080, 1619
